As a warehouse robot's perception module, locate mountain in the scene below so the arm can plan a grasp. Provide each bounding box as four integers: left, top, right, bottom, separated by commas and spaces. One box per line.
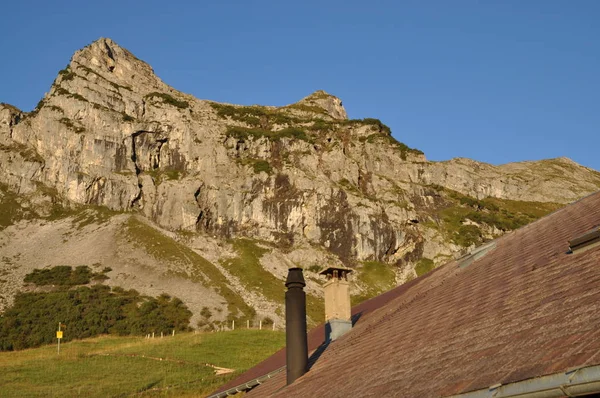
1, 38, 599, 328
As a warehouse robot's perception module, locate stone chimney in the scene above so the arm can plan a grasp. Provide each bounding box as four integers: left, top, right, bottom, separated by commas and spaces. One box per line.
285, 267, 308, 385
319, 266, 353, 341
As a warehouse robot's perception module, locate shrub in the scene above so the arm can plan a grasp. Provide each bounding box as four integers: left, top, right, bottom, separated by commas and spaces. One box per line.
200, 307, 212, 319
209, 102, 305, 127
23, 265, 107, 286
226, 126, 310, 143
310, 119, 335, 132
0, 285, 192, 351
34, 98, 46, 111
285, 103, 329, 115
454, 225, 482, 247
145, 92, 189, 109
58, 118, 85, 134
252, 160, 272, 174
345, 118, 392, 136
306, 265, 322, 273
415, 258, 435, 276
58, 66, 76, 81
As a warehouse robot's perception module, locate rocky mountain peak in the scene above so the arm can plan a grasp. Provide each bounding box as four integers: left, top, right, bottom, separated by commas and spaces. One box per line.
1, 38, 600, 327
68, 38, 163, 93
296, 90, 347, 120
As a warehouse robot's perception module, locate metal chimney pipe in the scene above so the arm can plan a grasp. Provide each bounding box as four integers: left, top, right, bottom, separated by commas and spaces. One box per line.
285, 267, 308, 385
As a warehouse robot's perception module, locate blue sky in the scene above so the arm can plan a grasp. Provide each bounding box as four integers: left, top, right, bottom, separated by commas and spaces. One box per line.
1, 0, 598, 170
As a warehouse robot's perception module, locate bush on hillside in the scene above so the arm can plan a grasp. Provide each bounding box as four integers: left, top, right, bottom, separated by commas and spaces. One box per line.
0, 284, 192, 351
23, 265, 103, 286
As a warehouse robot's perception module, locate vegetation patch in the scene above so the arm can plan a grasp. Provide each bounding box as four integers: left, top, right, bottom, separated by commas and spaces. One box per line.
59, 117, 86, 134
23, 97, 47, 117
338, 178, 361, 196
226, 125, 310, 143
432, 188, 563, 247
352, 261, 396, 305
221, 239, 323, 324
0, 330, 285, 397
69, 206, 120, 229
347, 118, 392, 135
351, 119, 423, 159
145, 168, 184, 184
0, 183, 36, 228
53, 87, 87, 103
311, 118, 336, 132
47, 105, 64, 114
0, 182, 79, 228
210, 102, 300, 127
145, 92, 189, 109
75, 63, 133, 91
284, 103, 329, 116
475, 196, 563, 220
0, 283, 192, 351
251, 160, 272, 174
86, 101, 137, 123
23, 265, 108, 286
212, 102, 422, 159
58, 66, 76, 82
236, 158, 272, 174
304, 90, 332, 100
0, 102, 21, 113
123, 218, 254, 322
305, 264, 322, 273
414, 257, 435, 277
0, 142, 44, 163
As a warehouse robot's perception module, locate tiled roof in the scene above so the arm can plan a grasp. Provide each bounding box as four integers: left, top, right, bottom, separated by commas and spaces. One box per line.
225, 191, 600, 397
211, 264, 426, 395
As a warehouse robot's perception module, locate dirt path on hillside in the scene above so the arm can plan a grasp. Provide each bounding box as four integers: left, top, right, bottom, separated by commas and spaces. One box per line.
89, 352, 235, 374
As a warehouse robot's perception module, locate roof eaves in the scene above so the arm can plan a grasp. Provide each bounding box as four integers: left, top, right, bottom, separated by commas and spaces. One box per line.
448, 364, 600, 398
206, 366, 286, 398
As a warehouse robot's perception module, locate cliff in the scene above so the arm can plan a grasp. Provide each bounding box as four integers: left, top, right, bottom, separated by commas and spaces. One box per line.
1, 38, 599, 327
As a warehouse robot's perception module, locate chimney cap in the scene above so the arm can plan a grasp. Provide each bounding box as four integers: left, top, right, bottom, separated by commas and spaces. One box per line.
319, 266, 353, 277
286, 267, 306, 288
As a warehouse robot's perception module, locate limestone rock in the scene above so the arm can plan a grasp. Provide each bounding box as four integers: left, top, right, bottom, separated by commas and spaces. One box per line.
296, 90, 348, 120
1, 38, 600, 325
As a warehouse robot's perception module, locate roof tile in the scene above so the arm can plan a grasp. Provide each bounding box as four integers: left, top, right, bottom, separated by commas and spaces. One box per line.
229, 191, 600, 398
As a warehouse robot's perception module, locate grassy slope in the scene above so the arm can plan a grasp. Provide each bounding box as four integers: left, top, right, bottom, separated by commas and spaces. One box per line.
352, 261, 396, 305
0, 330, 285, 397
0, 183, 39, 228
123, 218, 256, 321
222, 239, 324, 325
428, 188, 563, 248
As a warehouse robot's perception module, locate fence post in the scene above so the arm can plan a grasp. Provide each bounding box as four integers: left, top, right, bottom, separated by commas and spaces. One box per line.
259, 320, 262, 330
232, 320, 235, 330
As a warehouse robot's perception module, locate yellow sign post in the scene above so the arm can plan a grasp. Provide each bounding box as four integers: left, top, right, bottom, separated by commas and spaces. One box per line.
57, 322, 63, 354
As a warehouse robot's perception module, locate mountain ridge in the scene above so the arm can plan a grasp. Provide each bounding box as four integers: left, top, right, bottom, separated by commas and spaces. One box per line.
1, 37, 599, 328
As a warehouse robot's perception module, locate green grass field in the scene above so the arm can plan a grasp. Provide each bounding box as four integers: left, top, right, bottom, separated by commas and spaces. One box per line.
0, 330, 285, 397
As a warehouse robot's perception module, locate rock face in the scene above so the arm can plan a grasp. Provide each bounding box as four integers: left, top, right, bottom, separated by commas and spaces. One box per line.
2, 38, 600, 326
